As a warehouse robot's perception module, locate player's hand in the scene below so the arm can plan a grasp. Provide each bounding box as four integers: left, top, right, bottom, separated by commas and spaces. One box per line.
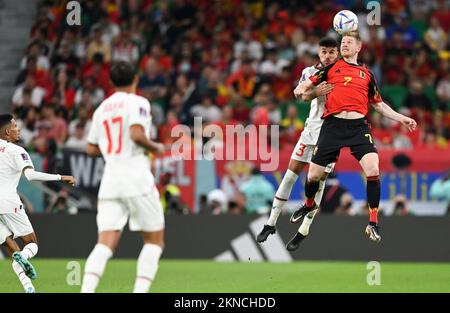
315, 82, 334, 97
293, 84, 302, 98
61, 175, 76, 186
401, 117, 417, 132
152, 142, 166, 156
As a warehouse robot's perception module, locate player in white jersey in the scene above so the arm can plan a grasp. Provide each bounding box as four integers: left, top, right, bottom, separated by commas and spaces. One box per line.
256, 38, 339, 251
81, 61, 166, 293
0, 113, 75, 293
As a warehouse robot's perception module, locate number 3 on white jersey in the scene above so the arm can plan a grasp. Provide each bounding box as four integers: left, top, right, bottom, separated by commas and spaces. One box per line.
103, 116, 123, 154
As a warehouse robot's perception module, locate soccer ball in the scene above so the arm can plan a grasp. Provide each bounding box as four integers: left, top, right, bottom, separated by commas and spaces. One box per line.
333, 10, 358, 35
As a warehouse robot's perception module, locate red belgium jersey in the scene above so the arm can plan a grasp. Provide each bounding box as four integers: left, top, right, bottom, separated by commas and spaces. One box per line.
309, 59, 382, 118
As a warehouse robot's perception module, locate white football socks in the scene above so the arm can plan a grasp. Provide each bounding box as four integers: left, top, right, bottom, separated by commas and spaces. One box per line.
267, 169, 298, 226
133, 244, 163, 293
12, 260, 34, 291
299, 179, 326, 235
21, 242, 38, 259
81, 244, 113, 293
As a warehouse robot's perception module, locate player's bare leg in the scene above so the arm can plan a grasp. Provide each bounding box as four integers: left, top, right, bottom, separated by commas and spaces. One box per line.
133, 229, 164, 293
256, 159, 307, 243
2, 236, 36, 293
359, 152, 381, 242
81, 231, 121, 293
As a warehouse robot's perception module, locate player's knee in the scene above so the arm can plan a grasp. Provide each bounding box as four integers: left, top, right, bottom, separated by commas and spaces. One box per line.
364, 166, 379, 177
21, 233, 38, 245
288, 159, 304, 174
144, 239, 164, 250
307, 169, 322, 182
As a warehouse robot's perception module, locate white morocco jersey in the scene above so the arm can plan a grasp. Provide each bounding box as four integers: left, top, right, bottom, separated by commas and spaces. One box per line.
0, 139, 34, 213
87, 91, 154, 199
299, 64, 327, 145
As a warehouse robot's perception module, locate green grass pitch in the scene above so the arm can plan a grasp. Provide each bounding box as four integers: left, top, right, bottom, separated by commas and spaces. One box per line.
1, 259, 450, 293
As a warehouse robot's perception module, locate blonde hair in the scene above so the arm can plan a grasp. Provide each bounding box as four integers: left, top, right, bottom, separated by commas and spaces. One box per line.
341, 31, 361, 42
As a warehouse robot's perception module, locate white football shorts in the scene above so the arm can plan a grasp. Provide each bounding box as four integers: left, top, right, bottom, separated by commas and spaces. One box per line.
0, 207, 34, 244
97, 188, 165, 233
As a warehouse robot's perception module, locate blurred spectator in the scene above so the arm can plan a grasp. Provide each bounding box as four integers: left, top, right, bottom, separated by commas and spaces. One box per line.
433, 110, 450, 144
436, 71, 450, 110
50, 68, 76, 110
86, 25, 111, 62
51, 42, 80, 76
112, 31, 139, 65
65, 122, 88, 150
320, 173, 353, 215
431, 0, 450, 33
207, 189, 228, 215
40, 104, 68, 145
259, 48, 289, 76
417, 126, 447, 149
229, 192, 246, 214
424, 17, 448, 52
16, 107, 37, 146
94, 10, 121, 46
20, 41, 50, 71
45, 190, 76, 214
430, 169, 450, 213
280, 104, 303, 146
139, 44, 172, 73
74, 77, 105, 107
392, 194, 412, 216
138, 58, 167, 98
81, 53, 112, 93
392, 125, 414, 149
386, 13, 420, 48
231, 96, 251, 124
226, 59, 259, 99
233, 29, 263, 61
12, 74, 46, 108
403, 80, 432, 111
158, 171, 187, 214
239, 167, 275, 214
190, 94, 222, 124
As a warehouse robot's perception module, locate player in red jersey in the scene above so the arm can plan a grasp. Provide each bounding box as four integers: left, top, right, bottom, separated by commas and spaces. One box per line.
286, 31, 417, 250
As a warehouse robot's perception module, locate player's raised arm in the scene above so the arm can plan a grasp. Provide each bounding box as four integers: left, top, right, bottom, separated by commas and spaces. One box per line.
368, 71, 416, 131
371, 101, 417, 131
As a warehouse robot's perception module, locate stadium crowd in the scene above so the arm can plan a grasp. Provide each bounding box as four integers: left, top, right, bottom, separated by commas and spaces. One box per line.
9, 0, 450, 214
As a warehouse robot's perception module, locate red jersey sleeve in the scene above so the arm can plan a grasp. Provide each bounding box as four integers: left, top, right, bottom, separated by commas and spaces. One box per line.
368, 71, 383, 103
308, 62, 334, 86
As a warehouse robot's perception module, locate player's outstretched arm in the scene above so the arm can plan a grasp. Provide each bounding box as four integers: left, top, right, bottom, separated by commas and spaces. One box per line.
130, 124, 165, 155
301, 82, 334, 101
371, 101, 417, 132
23, 167, 76, 186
